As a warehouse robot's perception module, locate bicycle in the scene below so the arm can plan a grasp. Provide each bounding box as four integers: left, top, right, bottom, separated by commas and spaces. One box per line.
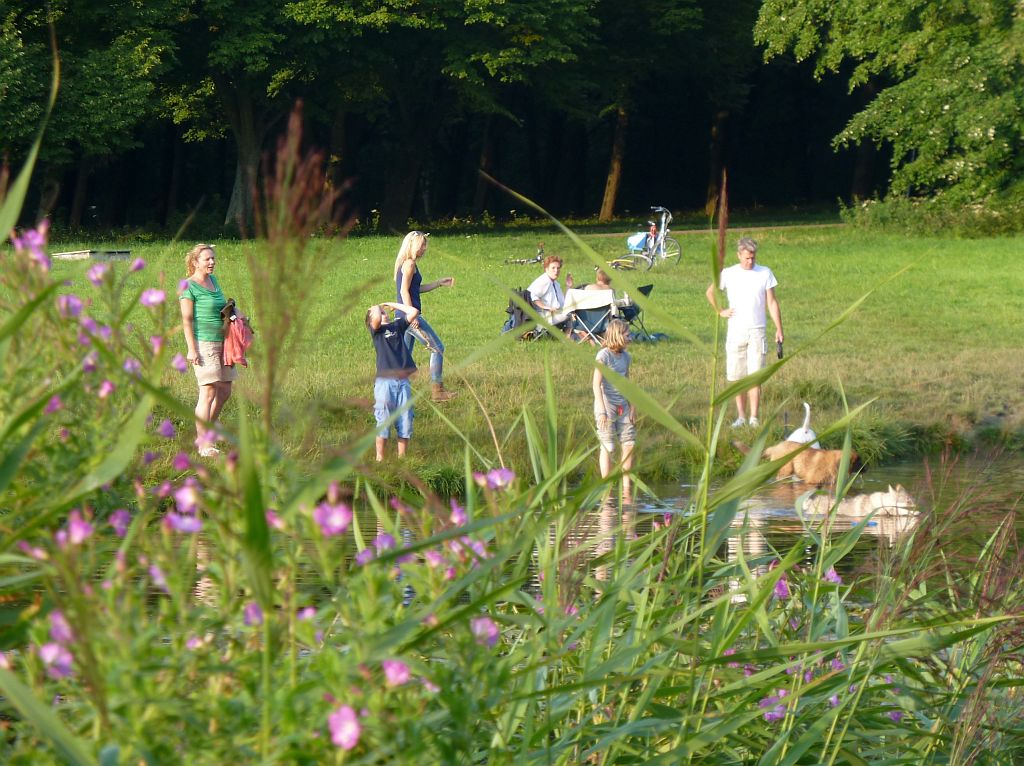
609, 206, 680, 271
505, 242, 545, 265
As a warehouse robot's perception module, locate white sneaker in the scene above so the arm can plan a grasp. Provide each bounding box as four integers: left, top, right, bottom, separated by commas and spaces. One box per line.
731, 417, 746, 428
199, 446, 221, 458
749, 417, 760, 427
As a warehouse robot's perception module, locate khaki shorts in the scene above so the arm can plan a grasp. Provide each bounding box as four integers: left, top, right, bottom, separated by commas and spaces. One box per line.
596, 404, 636, 453
194, 340, 238, 386
726, 328, 767, 381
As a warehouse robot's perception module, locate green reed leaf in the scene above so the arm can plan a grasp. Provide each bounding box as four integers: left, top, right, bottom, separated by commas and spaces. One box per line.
0, 667, 96, 766
238, 409, 273, 609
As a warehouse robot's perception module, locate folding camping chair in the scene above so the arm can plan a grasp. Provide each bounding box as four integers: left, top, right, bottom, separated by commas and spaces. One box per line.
618, 284, 654, 340
563, 288, 617, 344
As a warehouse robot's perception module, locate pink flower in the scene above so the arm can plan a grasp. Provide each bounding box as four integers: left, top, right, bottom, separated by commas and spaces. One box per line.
470, 615, 500, 648
382, 658, 411, 687
373, 532, 396, 552
140, 288, 166, 307
0, 651, 11, 670
186, 636, 202, 650
86, 262, 110, 286
130, 257, 146, 272
38, 642, 74, 678
449, 499, 467, 526
13, 220, 51, 271
149, 565, 168, 592
172, 452, 191, 471
486, 467, 515, 489
313, 502, 352, 536
174, 478, 200, 514
150, 335, 164, 355
354, 549, 375, 566
297, 606, 316, 621
328, 705, 361, 750
823, 567, 842, 584
244, 602, 263, 626
773, 577, 790, 600
421, 677, 440, 693
44, 395, 63, 414
17, 541, 48, 560
157, 419, 176, 439
49, 610, 74, 644
98, 379, 116, 399
171, 353, 188, 372
165, 513, 203, 533
65, 509, 93, 545
265, 509, 284, 529
109, 509, 131, 537
123, 357, 141, 376
423, 549, 444, 568
56, 294, 83, 318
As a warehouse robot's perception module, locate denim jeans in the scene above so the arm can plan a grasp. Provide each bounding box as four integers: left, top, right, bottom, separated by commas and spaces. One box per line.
404, 315, 445, 384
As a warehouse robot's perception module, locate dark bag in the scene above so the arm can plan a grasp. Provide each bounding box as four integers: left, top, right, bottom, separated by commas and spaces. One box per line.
502, 288, 533, 333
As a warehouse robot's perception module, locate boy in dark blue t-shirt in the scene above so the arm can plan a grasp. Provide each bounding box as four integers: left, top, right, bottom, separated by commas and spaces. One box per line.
366, 301, 420, 460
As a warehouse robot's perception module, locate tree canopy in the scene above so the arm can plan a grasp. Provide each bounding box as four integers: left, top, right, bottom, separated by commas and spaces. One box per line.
755, 0, 1024, 212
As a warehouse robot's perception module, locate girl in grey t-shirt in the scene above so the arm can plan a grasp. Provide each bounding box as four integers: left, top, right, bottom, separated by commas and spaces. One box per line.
592, 319, 636, 482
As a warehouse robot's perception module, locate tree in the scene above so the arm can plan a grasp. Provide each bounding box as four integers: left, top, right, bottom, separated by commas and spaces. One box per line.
755, 0, 1024, 211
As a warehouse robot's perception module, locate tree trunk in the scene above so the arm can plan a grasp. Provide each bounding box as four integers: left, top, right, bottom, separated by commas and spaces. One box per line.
35, 169, 61, 224
599, 106, 628, 222
380, 144, 423, 231
705, 109, 729, 216
219, 80, 266, 233
69, 157, 91, 229
473, 115, 496, 213
327, 107, 347, 192
849, 83, 880, 201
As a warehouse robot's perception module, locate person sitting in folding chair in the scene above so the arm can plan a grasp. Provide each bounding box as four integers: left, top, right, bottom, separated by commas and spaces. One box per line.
617, 284, 654, 340
527, 254, 574, 334
563, 287, 617, 344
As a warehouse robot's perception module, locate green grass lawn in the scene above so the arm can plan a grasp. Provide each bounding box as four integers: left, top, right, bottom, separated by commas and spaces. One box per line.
49, 225, 1024, 480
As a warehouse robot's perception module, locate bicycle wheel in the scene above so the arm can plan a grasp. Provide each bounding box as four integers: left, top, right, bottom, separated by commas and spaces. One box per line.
663, 237, 681, 265
614, 253, 652, 271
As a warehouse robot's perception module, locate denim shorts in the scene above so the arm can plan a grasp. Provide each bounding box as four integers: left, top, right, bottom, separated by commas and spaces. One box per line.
374, 377, 413, 439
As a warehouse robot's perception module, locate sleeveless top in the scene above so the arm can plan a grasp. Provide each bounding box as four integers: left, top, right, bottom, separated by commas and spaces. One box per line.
395, 264, 423, 316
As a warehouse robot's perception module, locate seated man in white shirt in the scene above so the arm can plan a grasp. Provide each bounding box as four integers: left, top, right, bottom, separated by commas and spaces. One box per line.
527, 254, 574, 327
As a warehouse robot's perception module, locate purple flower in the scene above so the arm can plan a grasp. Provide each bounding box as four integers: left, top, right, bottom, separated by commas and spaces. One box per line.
65, 509, 93, 545
354, 548, 375, 566
157, 419, 176, 439
763, 704, 786, 723
424, 549, 444, 568
474, 467, 516, 490
470, 615, 500, 648
140, 288, 166, 307
244, 602, 263, 626
13, 221, 51, 271
177, 278, 189, 293
887, 709, 904, 723
297, 606, 316, 621
174, 478, 200, 514
723, 647, 739, 669
56, 294, 83, 318
186, 636, 202, 650
165, 513, 203, 534
38, 642, 74, 679
382, 658, 411, 687
313, 502, 352, 536
829, 694, 840, 707
449, 499, 467, 526
328, 705, 361, 750
123, 357, 141, 376
171, 452, 191, 471
44, 395, 63, 414
49, 610, 74, 644
82, 351, 99, 373
374, 532, 396, 553
109, 509, 131, 537
17, 541, 48, 560
831, 656, 845, 672
265, 509, 284, 529
86, 262, 110, 287
97, 325, 112, 341
150, 335, 164, 355
171, 353, 188, 373
98, 379, 116, 399
823, 567, 842, 584
149, 565, 168, 592
130, 257, 146, 272
773, 577, 790, 600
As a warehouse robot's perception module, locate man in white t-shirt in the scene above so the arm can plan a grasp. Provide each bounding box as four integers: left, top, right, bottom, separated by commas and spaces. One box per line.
705, 237, 784, 428
527, 254, 574, 327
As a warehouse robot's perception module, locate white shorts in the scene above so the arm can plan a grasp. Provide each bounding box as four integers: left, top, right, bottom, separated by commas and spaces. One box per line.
726, 328, 767, 381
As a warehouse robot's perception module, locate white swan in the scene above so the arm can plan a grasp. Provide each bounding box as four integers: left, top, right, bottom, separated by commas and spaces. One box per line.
786, 402, 820, 448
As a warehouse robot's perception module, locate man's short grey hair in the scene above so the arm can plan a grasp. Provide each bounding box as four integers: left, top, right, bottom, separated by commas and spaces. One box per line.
737, 237, 758, 255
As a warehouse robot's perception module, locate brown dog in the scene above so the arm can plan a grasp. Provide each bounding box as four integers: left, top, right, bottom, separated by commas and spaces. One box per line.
735, 440, 860, 486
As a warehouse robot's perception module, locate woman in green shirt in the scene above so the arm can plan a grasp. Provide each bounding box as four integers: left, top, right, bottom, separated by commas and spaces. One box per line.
179, 243, 236, 457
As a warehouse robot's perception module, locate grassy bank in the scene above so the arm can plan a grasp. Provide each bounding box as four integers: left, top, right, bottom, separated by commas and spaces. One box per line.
50, 225, 1024, 483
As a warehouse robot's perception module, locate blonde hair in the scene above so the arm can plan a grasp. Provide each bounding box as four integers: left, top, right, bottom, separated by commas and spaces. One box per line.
393, 231, 428, 278
185, 243, 214, 277
602, 319, 629, 352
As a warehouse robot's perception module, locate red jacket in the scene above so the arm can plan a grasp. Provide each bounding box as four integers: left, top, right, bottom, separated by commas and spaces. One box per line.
223, 317, 253, 367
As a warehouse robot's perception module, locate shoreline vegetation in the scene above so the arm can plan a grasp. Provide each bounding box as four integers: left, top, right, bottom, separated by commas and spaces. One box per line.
44, 224, 1024, 491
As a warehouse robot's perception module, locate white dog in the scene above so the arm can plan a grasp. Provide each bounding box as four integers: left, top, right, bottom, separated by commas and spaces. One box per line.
802, 484, 917, 518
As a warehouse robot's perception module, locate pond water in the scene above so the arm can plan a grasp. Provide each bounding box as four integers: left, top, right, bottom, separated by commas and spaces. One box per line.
540, 451, 1024, 586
